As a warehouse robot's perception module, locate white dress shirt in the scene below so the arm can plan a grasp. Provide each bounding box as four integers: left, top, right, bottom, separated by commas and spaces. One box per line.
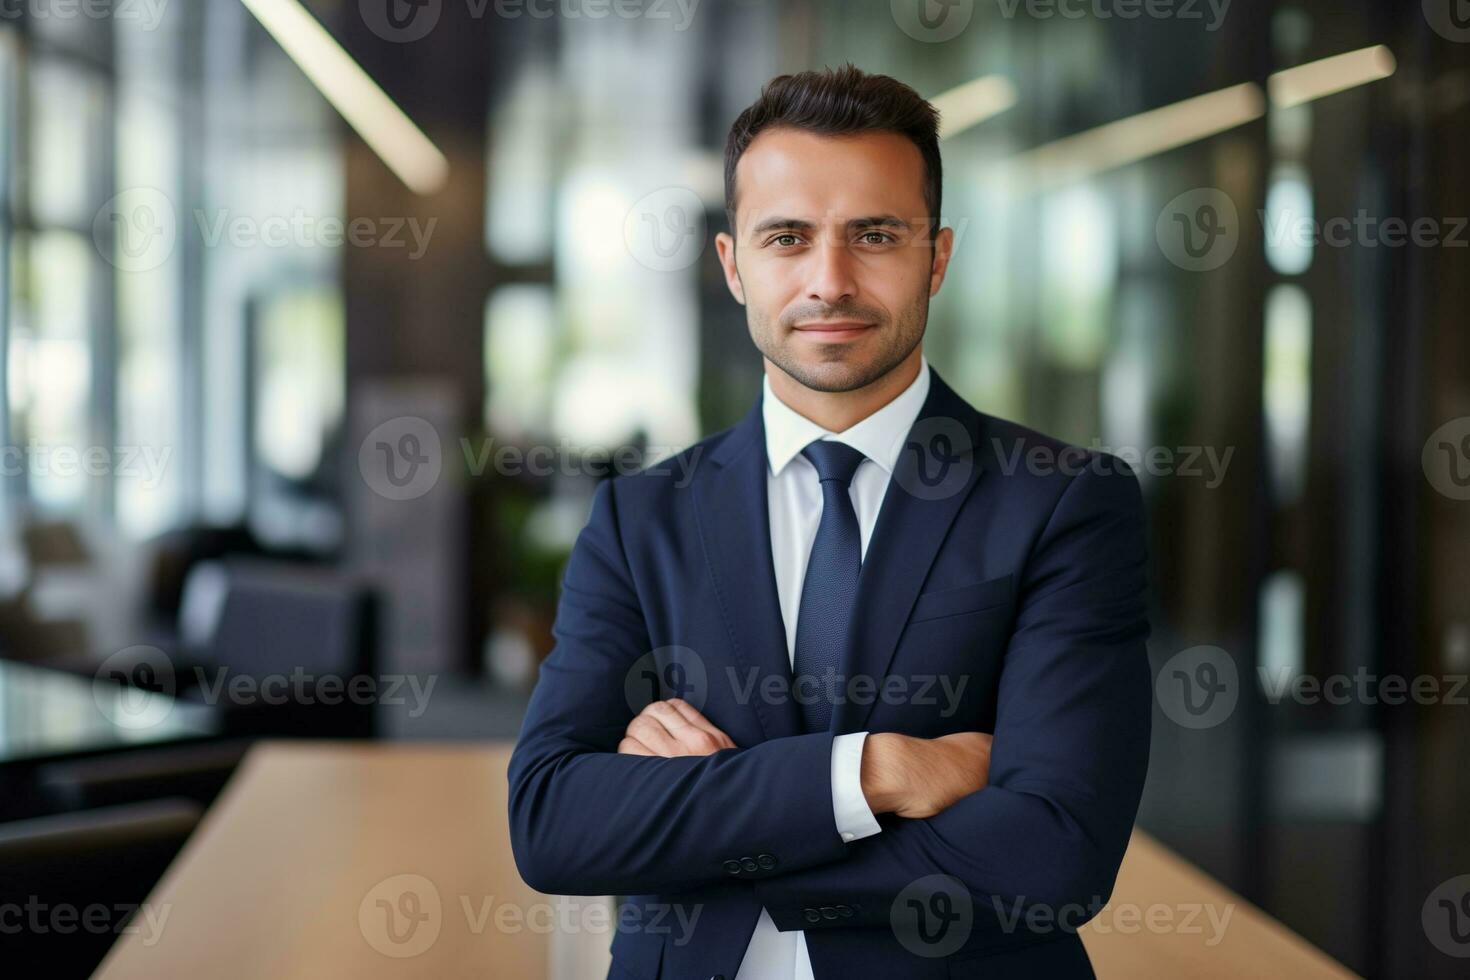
732, 356, 933, 980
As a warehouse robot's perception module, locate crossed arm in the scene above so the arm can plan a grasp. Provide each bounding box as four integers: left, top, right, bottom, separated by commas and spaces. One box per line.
507, 463, 1151, 927
620, 698, 994, 821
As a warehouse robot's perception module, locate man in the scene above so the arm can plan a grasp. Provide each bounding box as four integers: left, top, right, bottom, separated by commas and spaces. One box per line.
508, 64, 1151, 979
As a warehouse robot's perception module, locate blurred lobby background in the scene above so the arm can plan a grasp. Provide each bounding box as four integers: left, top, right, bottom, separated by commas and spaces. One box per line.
0, 1, 1468, 977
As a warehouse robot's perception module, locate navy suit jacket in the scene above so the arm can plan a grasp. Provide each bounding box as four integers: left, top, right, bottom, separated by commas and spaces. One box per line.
508, 369, 1152, 980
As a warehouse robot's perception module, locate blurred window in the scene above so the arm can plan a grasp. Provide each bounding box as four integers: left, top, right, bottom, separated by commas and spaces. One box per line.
7, 56, 109, 518
484, 284, 556, 439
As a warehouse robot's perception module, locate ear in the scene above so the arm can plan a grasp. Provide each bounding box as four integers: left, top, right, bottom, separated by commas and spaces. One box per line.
714, 232, 745, 305
928, 225, 956, 297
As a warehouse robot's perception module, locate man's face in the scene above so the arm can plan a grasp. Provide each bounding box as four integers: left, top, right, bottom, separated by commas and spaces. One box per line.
714, 127, 955, 393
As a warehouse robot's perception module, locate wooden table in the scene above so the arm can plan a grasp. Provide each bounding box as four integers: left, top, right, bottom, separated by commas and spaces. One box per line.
96, 741, 1357, 979
1079, 833, 1359, 979
93, 742, 593, 979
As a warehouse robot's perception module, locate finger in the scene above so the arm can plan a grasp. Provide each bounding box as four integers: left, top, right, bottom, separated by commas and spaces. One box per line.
626, 714, 681, 756
643, 701, 722, 755
645, 701, 705, 745
618, 736, 655, 756
666, 699, 736, 748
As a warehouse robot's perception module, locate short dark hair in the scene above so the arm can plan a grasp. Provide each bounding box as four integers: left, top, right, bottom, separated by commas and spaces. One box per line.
723, 64, 942, 240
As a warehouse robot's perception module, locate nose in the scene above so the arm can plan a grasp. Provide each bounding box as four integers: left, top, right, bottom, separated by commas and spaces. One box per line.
805, 237, 859, 307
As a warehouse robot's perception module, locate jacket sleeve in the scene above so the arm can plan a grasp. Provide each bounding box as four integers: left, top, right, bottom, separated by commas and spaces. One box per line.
752, 461, 1153, 933
507, 476, 850, 896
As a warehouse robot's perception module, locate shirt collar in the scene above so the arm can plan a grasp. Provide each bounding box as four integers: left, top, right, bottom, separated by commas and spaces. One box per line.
763, 355, 931, 478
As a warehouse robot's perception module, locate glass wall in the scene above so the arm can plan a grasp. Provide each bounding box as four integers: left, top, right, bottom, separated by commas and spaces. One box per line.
0, 3, 344, 546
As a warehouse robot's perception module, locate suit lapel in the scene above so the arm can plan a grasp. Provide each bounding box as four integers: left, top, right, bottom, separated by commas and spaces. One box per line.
692, 396, 806, 741
832, 370, 987, 734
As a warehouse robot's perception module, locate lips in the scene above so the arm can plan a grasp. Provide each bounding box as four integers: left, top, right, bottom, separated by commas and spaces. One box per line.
792, 321, 874, 341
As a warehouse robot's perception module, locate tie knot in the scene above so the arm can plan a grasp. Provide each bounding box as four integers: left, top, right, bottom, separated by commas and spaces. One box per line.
801, 440, 867, 487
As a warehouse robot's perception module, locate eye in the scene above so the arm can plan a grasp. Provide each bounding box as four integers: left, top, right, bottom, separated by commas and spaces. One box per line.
860, 231, 895, 246
771, 234, 802, 248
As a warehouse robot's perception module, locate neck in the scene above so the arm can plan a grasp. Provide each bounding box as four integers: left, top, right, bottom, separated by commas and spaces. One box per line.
765, 347, 923, 433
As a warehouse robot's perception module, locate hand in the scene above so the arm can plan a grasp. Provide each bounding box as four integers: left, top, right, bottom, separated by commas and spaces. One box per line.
618, 698, 738, 757
860, 731, 992, 818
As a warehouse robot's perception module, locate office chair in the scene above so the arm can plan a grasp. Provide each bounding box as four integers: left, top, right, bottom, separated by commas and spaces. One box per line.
173, 558, 381, 737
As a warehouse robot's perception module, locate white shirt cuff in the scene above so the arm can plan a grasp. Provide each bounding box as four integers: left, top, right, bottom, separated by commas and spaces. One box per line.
830, 731, 882, 843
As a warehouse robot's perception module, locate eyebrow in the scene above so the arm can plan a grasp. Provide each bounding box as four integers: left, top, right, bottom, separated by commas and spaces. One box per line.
746, 214, 913, 238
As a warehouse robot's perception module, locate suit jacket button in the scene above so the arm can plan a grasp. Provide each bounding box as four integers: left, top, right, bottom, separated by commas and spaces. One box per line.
803, 907, 821, 923
757, 853, 777, 870
722, 860, 742, 876
740, 857, 759, 873
821, 906, 838, 920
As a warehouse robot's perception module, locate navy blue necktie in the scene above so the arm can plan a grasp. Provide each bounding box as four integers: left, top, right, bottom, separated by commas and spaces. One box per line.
792, 439, 867, 733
